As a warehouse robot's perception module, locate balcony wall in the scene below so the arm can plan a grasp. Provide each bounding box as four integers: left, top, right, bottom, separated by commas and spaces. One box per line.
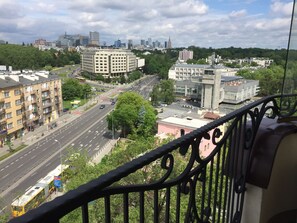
242, 119, 297, 223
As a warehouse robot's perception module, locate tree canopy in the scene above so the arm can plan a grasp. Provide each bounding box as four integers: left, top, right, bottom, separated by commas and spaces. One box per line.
0, 44, 80, 70
62, 79, 92, 101
236, 65, 284, 96
107, 92, 157, 138
150, 79, 175, 106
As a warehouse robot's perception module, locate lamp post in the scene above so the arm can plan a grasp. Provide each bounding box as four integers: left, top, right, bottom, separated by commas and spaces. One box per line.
54, 139, 63, 188
112, 111, 114, 140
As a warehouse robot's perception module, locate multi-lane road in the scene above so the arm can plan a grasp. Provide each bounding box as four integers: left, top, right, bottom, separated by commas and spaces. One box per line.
0, 74, 159, 213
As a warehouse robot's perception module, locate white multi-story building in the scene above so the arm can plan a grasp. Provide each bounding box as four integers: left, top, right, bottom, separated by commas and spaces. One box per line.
169, 64, 259, 110
81, 49, 142, 78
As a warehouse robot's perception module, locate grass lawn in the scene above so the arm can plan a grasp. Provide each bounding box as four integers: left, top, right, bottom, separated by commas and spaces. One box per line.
63, 98, 88, 110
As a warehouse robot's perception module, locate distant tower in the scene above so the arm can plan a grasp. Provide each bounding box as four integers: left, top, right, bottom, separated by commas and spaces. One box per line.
164, 41, 168, 49
128, 39, 133, 49
89, 31, 99, 46
148, 38, 152, 47
167, 37, 172, 49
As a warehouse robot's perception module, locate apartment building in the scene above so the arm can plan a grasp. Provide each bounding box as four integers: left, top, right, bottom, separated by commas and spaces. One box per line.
0, 72, 62, 144
81, 49, 139, 78
0, 79, 23, 146
178, 49, 193, 61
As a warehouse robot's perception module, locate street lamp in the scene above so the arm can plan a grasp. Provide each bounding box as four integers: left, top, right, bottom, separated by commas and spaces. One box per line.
111, 111, 114, 140
54, 139, 63, 188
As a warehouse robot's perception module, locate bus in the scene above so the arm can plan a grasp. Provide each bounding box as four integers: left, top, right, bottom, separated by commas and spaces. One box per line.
11, 164, 69, 217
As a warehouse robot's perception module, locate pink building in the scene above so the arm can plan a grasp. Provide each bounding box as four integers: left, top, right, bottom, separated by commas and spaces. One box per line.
157, 116, 223, 158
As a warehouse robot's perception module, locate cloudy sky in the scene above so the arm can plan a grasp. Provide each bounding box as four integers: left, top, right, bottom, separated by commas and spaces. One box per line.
0, 0, 294, 49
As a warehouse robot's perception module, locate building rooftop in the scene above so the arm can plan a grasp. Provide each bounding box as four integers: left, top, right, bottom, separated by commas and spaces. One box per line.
158, 116, 210, 130
0, 77, 22, 89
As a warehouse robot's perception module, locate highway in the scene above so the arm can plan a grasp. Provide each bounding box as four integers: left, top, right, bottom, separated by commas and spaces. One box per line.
0, 74, 159, 212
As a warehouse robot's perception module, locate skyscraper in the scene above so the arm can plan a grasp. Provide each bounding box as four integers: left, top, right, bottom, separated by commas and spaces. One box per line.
114, 39, 122, 48
148, 38, 152, 47
128, 39, 133, 49
89, 31, 99, 46
167, 37, 172, 49
164, 41, 168, 49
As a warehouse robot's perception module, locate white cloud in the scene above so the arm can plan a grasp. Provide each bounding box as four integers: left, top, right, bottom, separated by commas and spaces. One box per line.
270, 1, 293, 17
161, 0, 208, 18
0, 0, 293, 48
229, 9, 247, 18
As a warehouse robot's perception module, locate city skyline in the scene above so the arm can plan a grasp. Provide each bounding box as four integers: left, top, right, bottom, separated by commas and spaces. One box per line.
0, 0, 293, 49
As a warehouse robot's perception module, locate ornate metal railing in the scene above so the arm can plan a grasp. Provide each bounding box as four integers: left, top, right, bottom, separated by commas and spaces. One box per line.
10, 94, 291, 223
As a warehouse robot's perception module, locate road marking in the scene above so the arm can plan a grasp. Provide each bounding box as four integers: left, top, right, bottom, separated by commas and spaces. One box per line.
90, 140, 92, 143
31, 155, 36, 160
45, 162, 51, 167
30, 172, 36, 177
18, 164, 23, 169
0, 168, 3, 172
11, 162, 14, 165
1, 174, 8, 180
89, 144, 92, 147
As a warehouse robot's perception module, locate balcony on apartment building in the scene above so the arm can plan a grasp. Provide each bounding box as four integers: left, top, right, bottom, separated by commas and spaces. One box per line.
42, 101, 52, 108
42, 94, 51, 101
9, 2, 297, 223
43, 108, 52, 115
0, 128, 7, 136
0, 107, 5, 115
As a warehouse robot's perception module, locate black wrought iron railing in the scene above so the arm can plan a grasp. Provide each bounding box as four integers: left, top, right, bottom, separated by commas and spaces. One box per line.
9, 95, 291, 223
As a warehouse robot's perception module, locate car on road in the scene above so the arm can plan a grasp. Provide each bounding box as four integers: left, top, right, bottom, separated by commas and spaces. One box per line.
99, 104, 105, 109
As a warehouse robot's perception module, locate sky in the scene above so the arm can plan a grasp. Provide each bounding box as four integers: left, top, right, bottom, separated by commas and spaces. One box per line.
0, 0, 294, 49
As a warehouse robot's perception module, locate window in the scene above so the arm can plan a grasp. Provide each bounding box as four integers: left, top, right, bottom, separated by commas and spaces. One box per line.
4, 91, 9, 98
5, 102, 11, 109
16, 109, 22, 116
17, 119, 22, 125
7, 123, 13, 129
15, 99, 22, 106
14, 89, 21, 96
6, 112, 12, 119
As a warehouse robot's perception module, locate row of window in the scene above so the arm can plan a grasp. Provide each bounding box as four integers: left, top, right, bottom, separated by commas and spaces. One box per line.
6, 108, 23, 119
7, 119, 22, 129
3, 99, 22, 109
3, 89, 21, 98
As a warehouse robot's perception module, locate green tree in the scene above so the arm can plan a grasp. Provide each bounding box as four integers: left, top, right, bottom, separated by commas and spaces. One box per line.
150, 84, 161, 106
127, 70, 142, 82
160, 79, 175, 104
120, 75, 126, 84
81, 83, 92, 98
107, 92, 157, 138
62, 79, 83, 100
150, 80, 175, 105
5, 139, 14, 152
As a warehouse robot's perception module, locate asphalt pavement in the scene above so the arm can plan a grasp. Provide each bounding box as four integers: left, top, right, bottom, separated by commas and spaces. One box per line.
0, 85, 118, 162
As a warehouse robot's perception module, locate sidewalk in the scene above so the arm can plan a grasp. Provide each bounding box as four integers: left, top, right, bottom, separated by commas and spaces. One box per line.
0, 82, 126, 160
